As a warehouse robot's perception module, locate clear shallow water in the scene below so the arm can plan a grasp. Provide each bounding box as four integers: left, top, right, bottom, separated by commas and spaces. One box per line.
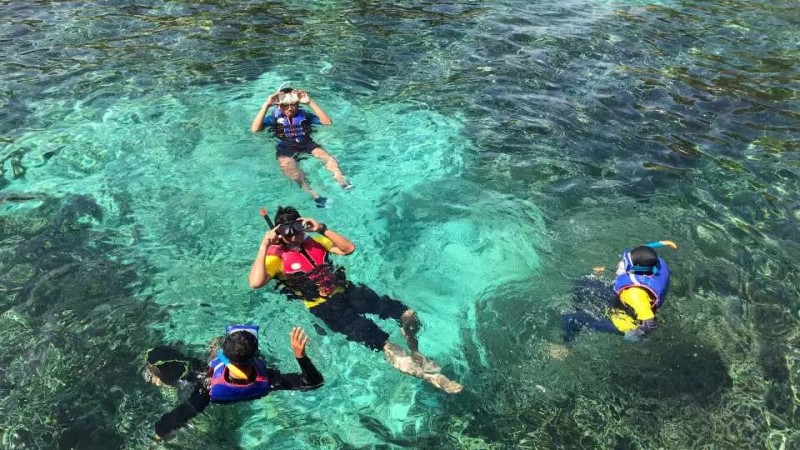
1, 0, 798, 448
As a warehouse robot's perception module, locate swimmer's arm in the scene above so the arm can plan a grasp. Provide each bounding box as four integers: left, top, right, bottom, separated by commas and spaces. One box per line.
297, 90, 332, 126
266, 356, 325, 391
269, 327, 324, 390
154, 382, 210, 440
321, 228, 355, 256
249, 229, 280, 289
251, 94, 278, 132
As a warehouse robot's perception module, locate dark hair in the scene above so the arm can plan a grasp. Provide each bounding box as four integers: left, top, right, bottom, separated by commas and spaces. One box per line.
630, 246, 658, 270
279, 87, 294, 93
222, 331, 258, 364
274, 206, 300, 226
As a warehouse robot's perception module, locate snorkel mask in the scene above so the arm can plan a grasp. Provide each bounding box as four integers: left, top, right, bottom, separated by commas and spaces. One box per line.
621, 249, 659, 275
276, 220, 307, 237
276, 90, 300, 105
620, 240, 677, 275
225, 324, 259, 338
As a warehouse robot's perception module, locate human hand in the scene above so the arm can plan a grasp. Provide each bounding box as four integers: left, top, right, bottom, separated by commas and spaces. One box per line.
298, 217, 321, 232
261, 227, 280, 246
624, 328, 645, 343
264, 93, 279, 106
295, 89, 310, 104
290, 327, 309, 358
615, 260, 626, 276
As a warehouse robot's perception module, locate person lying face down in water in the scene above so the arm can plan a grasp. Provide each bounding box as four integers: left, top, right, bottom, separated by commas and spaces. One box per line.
250, 87, 352, 209
248, 206, 463, 394
551, 240, 677, 358
145, 325, 324, 441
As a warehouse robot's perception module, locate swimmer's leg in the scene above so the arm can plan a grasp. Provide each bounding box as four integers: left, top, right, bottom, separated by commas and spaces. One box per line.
310, 147, 350, 188
277, 155, 321, 200
561, 310, 621, 344
383, 342, 462, 394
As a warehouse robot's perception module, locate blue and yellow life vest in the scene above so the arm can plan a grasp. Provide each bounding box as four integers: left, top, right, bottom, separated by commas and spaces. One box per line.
208, 357, 271, 403
613, 250, 670, 309
272, 108, 313, 141
208, 325, 271, 404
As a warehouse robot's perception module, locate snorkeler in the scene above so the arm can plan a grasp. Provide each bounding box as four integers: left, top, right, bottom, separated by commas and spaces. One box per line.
250, 87, 352, 208
145, 325, 323, 441
557, 240, 677, 348
248, 206, 463, 394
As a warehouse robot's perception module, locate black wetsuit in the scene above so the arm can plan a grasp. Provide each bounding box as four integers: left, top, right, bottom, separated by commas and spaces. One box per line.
149, 348, 323, 439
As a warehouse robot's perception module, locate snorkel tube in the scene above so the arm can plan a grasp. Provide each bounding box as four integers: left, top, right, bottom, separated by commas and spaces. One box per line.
260, 207, 275, 229
644, 240, 678, 250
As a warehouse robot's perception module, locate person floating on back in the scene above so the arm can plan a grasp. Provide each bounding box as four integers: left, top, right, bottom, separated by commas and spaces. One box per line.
146, 325, 323, 441
554, 240, 677, 355
248, 206, 463, 394
250, 87, 352, 208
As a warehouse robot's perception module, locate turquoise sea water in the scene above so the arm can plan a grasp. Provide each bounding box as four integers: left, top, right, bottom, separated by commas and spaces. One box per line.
1, 0, 798, 448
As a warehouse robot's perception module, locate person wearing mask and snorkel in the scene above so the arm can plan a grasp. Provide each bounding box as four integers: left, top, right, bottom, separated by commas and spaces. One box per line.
145, 325, 323, 441
250, 87, 352, 208
249, 206, 463, 394
551, 240, 677, 357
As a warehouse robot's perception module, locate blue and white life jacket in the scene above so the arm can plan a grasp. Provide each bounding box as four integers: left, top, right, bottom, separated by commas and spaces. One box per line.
271, 108, 313, 141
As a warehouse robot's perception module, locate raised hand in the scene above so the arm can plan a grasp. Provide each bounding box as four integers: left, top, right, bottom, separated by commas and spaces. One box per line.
265, 92, 279, 106
298, 217, 321, 232
290, 327, 309, 358
261, 226, 280, 246
295, 90, 311, 104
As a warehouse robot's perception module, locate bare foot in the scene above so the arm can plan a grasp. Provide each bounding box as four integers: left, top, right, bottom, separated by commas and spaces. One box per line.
422, 373, 463, 394
385, 344, 463, 393
401, 309, 417, 322
411, 352, 441, 374
384, 343, 423, 376
548, 343, 569, 360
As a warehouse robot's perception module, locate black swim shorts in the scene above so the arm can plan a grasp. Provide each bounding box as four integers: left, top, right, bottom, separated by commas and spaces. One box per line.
276, 139, 320, 159
309, 283, 409, 351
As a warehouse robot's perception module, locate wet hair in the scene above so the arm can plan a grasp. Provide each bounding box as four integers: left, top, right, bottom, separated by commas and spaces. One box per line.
274, 206, 301, 227
629, 246, 659, 271
279, 87, 294, 93
222, 330, 258, 364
